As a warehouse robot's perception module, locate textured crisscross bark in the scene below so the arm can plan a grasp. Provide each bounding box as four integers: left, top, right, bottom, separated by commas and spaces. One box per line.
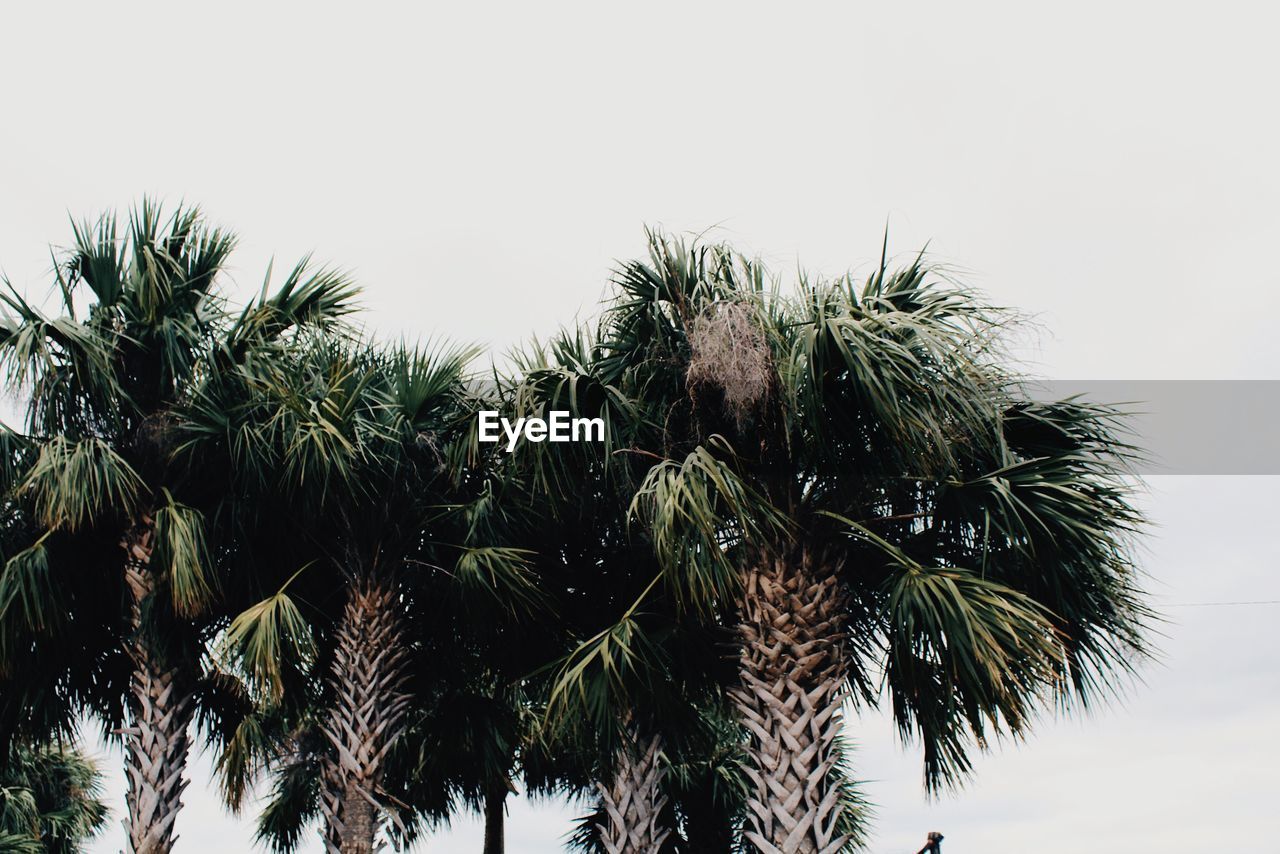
122, 519, 194, 854
731, 550, 850, 854
319, 577, 410, 854
596, 729, 670, 854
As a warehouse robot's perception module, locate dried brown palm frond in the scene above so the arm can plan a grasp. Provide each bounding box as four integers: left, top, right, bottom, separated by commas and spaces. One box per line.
686, 301, 773, 429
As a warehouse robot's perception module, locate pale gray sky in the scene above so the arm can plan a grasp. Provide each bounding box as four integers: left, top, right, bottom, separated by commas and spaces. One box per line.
2, 2, 1278, 852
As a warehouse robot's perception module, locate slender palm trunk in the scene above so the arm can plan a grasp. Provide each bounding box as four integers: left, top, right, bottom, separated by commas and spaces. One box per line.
121, 517, 194, 854
596, 727, 670, 854
482, 784, 506, 854
731, 549, 849, 854
319, 575, 410, 854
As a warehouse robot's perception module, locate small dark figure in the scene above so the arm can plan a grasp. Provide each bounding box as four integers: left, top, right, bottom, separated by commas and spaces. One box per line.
916, 831, 944, 854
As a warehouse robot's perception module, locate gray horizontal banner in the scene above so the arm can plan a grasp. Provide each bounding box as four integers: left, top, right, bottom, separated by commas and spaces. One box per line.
1025, 381, 1280, 475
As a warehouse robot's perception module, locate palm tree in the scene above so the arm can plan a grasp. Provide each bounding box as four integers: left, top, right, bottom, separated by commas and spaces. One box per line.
0, 202, 357, 853
507, 327, 863, 854
549, 230, 1149, 853
392, 647, 540, 854
0, 743, 109, 853
206, 334, 539, 853
505, 326, 691, 853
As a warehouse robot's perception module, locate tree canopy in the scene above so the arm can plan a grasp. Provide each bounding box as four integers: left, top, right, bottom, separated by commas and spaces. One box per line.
0, 208, 1150, 854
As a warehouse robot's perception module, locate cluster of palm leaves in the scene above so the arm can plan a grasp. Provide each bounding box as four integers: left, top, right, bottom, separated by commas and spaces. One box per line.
0, 204, 1150, 854
0, 744, 108, 853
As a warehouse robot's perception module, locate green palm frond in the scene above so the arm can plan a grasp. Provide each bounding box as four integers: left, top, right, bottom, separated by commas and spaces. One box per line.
222, 569, 317, 702
171, 359, 282, 491
190, 668, 257, 812
0, 286, 111, 387
828, 508, 1070, 789
67, 212, 123, 307
382, 340, 477, 426
0, 829, 42, 853
936, 399, 1149, 703
115, 201, 234, 321
543, 575, 668, 740
785, 275, 1006, 482
216, 711, 275, 814
226, 255, 359, 361
0, 538, 59, 638
502, 327, 642, 505
882, 563, 1065, 790
19, 437, 143, 532
0, 285, 119, 437
450, 546, 543, 613
250, 348, 383, 498
157, 206, 237, 302
153, 489, 215, 617
630, 439, 785, 611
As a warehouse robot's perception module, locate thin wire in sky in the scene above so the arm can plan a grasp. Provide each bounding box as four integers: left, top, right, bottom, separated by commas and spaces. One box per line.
1164, 600, 1280, 607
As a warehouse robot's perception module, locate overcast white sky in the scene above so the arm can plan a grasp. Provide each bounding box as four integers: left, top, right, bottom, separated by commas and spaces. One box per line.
2, 2, 1278, 852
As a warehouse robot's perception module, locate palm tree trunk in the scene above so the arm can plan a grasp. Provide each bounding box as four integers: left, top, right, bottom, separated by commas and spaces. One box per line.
319, 575, 410, 854
482, 784, 506, 854
731, 549, 849, 854
596, 728, 670, 854
121, 517, 194, 854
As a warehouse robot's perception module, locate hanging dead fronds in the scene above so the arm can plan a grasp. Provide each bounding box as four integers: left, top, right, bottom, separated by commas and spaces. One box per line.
685, 301, 772, 428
